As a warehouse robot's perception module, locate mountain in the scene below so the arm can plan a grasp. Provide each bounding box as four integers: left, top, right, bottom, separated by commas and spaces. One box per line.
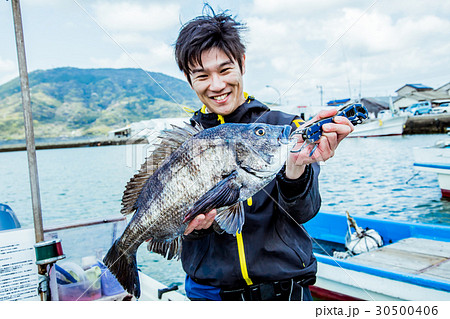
0, 67, 200, 140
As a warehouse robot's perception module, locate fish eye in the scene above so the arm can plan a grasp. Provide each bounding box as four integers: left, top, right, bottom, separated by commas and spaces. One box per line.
254, 127, 266, 136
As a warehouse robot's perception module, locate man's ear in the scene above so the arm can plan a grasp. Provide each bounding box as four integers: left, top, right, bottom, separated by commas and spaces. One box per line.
241, 54, 246, 75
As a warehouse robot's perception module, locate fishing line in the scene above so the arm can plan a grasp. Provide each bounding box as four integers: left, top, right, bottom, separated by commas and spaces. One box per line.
260, 187, 377, 301
275, 0, 379, 105
71, 1, 378, 300
75, 217, 169, 301
71, 0, 194, 120
250, 0, 380, 127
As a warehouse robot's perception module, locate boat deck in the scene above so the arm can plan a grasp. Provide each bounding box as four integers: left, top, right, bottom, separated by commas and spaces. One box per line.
351, 237, 450, 282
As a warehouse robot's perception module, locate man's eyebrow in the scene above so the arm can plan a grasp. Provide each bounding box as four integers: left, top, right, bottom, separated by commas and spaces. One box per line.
191, 60, 234, 74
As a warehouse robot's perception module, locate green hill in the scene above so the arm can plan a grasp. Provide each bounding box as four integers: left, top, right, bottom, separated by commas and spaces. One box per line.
0, 67, 200, 140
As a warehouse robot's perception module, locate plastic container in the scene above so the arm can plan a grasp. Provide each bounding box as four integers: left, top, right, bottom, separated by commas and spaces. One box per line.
58, 280, 102, 301
97, 262, 125, 296
56, 261, 102, 301
81, 255, 97, 270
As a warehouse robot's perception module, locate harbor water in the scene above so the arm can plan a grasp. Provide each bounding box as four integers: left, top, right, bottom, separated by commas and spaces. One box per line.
1, 133, 449, 293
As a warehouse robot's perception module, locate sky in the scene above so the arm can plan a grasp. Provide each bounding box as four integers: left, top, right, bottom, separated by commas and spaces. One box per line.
1, 0, 450, 107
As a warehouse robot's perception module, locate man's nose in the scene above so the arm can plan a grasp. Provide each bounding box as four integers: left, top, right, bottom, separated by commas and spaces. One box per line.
209, 73, 226, 91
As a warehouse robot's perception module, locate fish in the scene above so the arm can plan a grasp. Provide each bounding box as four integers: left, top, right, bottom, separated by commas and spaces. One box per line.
103, 122, 295, 298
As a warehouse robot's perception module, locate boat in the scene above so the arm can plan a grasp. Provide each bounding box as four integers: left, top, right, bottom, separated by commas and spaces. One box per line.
1, 2, 187, 302
303, 211, 450, 301
0, 207, 186, 301
349, 113, 408, 137
413, 139, 450, 197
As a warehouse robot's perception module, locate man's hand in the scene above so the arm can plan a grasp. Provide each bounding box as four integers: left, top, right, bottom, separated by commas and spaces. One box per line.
286, 108, 354, 179
184, 209, 217, 235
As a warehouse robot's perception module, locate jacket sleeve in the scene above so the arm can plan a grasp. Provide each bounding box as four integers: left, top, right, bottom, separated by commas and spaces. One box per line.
275, 162, 321, 224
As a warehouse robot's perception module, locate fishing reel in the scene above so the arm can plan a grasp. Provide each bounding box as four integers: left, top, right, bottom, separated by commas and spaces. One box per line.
291, 103, 369, 156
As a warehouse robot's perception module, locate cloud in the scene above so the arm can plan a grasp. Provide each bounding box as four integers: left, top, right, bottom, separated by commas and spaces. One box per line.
240, 0, 450, 104
89, 42, 181, 79
0, 57, 17, 85
83, 1, 184, 76
92, 2, 181, 32
252, 0, 354, 17
2, 0, 449, 104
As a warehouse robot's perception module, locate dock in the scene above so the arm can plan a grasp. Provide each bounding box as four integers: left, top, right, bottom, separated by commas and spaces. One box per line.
404, 113, 450, 134
0, 137, 147, 153
1, 113, 449, 153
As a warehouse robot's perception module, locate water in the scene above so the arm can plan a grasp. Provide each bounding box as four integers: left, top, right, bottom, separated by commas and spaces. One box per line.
319, 134, 450, 225
1, 134, 449, 293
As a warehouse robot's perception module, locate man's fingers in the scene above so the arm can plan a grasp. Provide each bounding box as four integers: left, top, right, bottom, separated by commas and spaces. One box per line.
184, 215, 203, 235
322, 118, 354, 144
184, 209, 217, 235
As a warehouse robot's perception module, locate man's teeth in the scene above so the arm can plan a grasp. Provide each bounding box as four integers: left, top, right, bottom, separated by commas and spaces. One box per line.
213, 94, 228, 101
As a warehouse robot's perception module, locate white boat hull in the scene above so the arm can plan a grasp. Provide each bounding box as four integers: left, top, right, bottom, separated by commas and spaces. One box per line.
314, 260, 450, 301
350, 115, 407, 137
139, 272, 186, 301
413, 145, 450, 197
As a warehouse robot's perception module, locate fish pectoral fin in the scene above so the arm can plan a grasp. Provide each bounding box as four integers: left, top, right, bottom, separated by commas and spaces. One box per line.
183, 171, 240, 223
214, 202, 245, 235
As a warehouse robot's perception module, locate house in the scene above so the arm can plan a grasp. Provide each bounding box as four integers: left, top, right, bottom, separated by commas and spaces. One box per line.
361, 97, 391, 118
436, 82, 450, 95
395, 84, 433, 96
326, 98, 351, 106
393, 82, 450, 110
108, 117, 190, 140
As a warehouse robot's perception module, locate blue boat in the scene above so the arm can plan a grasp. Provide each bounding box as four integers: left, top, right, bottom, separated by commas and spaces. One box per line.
0, 204, 21, 231
304, 211, 450, 300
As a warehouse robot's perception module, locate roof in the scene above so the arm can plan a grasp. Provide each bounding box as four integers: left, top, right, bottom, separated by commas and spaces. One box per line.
395, 83, 433, 92
361, 97, 390, 113
326, 98, 350, 106
436, 82, 450, 91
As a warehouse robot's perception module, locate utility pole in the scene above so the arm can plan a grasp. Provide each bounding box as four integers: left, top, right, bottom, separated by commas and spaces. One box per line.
265, 85, 282, 105
11, 0, 44, 244
316, 85, 323, 106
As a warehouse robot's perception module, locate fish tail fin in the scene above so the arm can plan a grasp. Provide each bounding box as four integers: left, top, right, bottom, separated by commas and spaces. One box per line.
103, 239, 140, 298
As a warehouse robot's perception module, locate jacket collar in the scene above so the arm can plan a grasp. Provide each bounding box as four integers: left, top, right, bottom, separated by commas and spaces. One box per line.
190, 95, 269, 129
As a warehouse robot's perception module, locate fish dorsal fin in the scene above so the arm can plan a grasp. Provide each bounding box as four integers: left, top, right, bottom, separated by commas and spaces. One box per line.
120, 122, 203, 216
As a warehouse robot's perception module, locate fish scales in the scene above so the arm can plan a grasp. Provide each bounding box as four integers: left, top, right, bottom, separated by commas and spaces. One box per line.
103, 122, 294, 298
139, 141, 233, 238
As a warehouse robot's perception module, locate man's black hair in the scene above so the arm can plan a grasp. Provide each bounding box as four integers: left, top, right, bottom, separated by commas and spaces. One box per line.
175, 4, 247, 85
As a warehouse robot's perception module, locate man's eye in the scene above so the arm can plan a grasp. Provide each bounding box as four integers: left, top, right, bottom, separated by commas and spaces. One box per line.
220, 68, 231, 73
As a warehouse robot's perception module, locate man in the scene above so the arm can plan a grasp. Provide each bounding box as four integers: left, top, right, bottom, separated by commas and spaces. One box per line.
174, 8, 353, 301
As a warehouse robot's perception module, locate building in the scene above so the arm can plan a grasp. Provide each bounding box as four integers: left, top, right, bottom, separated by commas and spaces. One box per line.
108, 117, 190, 141
393, 82, 450, 110
395, 84, 433, 96
361, 97, 391, 118
436, 82, 450, 95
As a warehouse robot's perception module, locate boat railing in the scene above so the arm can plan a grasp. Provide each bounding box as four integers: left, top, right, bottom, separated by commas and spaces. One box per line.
43, 216, 127, 265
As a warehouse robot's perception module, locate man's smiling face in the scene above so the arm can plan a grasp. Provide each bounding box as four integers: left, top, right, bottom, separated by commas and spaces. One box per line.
188, 47, 246, 116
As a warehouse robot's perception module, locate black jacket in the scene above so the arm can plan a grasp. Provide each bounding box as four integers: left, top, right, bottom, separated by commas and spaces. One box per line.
181, 97, 321, 289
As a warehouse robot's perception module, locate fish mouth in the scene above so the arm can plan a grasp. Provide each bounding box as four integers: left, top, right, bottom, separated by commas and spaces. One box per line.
241, 165, 276, 178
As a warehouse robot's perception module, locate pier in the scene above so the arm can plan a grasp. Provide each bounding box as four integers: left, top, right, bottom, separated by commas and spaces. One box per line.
403, 113, 450, 134
0, 137, 147, 153
1, 113, 449, 153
